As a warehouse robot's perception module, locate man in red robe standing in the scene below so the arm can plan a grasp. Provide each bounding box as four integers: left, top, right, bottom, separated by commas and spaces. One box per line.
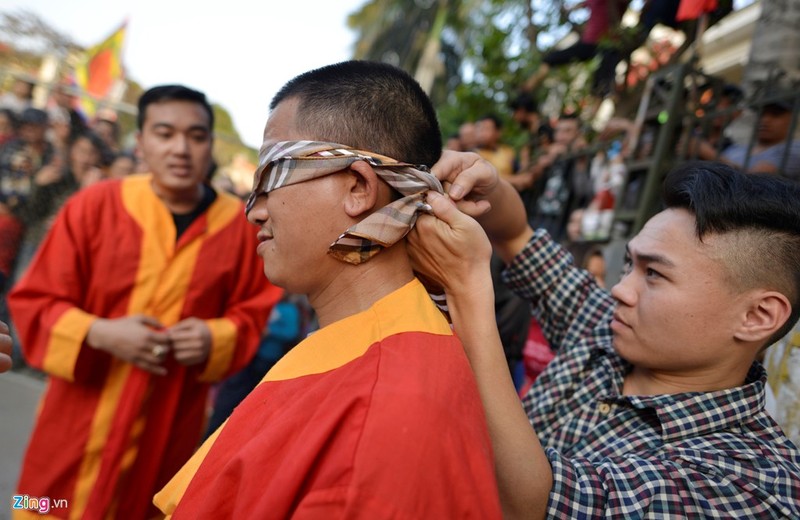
9, 84, 282, 519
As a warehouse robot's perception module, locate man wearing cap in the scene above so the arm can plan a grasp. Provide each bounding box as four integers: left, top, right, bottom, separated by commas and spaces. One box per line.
8, 85, 281, 519
691, 95, 800, 181
722, 98, 800, 181
154, 61, 502, 519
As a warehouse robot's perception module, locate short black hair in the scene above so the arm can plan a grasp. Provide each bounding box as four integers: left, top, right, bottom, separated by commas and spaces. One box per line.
509, 92, 538, 113
537, 123, 554, 142
663, 161, 800, 345
720, 84, 744, 104
270, 60, 442, 166
70, 130, 113, 167
137, 85, 214, 131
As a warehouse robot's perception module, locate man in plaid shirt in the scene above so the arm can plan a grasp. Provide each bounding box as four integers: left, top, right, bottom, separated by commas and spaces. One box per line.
409, 158, 800, 518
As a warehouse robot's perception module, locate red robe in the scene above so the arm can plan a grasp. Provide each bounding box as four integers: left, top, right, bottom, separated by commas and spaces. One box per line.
9, 174, 282, 519
155, 279, 502, 519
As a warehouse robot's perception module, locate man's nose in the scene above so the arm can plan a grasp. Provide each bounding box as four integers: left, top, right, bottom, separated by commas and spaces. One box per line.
610, 274, 636, 306
245, 195, 268, 225
171, 134, 189, 154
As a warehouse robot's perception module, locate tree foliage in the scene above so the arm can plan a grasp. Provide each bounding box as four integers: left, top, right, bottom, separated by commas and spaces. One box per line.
0, 9, 79, 57
347, 0, 596, 144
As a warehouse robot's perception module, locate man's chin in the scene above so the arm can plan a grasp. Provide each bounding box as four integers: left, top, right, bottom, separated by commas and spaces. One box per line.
611, 335, 636, 364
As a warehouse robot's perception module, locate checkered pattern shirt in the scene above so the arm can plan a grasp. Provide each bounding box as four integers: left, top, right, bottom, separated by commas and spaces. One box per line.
504, 229, 800, 518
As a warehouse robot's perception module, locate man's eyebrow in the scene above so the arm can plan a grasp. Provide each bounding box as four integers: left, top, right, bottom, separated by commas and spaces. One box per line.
624, 243, 676, 268
149, 122, 210, 132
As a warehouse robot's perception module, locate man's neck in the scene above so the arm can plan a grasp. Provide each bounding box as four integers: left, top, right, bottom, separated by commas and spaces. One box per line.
310, 244, 415, 328
622, 360, 752, 396
152, 181, 204, 214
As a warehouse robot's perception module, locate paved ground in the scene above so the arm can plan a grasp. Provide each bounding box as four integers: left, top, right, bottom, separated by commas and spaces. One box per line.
0, 371, 44, 520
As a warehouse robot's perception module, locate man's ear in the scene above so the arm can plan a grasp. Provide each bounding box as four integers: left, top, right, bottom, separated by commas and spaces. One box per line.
734, 290, 792, 344
344, 160, 380, 218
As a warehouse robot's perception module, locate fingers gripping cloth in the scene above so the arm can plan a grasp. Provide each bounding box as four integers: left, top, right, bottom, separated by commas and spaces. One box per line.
246, 140, 444, 264
246, 140, 449, 316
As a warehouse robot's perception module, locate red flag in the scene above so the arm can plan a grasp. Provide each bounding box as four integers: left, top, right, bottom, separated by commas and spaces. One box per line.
74, 22, 127, 116
676, 0, 719, 21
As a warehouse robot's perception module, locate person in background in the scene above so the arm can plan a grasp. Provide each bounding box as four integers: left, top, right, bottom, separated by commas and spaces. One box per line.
49, 83, 87, 141
107, 151, 137, 179
91, 114, 122, 155
722, 99, 800, 181
458, 121, 478, 151
8, 84, 282, 519
525, 112, 592, 242
15, 131, 109, 272
0, 108, 53, 290
523, 0, 631, 96
475, 114, 516, 179
509, 92, 542, 174
47, 107, 74, 160
408, 156, 800, 518
681, 83, 744, 159
444, 133, 463, 151
0, 108, 17, 147
0, 76, 34, 114
685, 94, 799, 181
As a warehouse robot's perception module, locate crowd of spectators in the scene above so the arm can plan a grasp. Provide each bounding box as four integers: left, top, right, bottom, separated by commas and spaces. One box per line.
0, 78, 146, 298
450, 75, 800, 391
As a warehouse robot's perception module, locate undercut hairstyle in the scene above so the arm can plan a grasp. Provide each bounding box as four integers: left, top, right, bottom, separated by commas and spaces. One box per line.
270, 60, 442, 166
137, 84, 214, 131
663, 161, 800, 346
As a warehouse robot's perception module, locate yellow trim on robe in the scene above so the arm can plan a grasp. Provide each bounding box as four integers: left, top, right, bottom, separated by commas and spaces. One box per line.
72, 174, 209, 516
42, 307, 98, 382
153, 425, 224, 518
70, 361, 133, 518
200, 318, 238, 382
264, 278, 451, 383
205, 190, 243, 234
198, 190, 244, 380
122, 175, 243, 381
153, 278, 450, 515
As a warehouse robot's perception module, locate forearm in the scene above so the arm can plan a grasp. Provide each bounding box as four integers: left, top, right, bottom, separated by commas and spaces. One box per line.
448, 272, 551, 520
478, 180, 534, 264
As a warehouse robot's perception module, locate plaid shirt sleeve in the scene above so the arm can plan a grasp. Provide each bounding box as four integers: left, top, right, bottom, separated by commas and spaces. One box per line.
503, 229, 615, 353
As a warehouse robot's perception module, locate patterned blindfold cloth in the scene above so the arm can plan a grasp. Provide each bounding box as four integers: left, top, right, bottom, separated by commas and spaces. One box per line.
246, 140, 444, 265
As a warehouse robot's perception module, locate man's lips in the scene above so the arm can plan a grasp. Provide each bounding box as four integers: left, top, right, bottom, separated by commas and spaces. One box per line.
168, 164, 192, 175
612, 312, 630, 328
257, 231, 273, 242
